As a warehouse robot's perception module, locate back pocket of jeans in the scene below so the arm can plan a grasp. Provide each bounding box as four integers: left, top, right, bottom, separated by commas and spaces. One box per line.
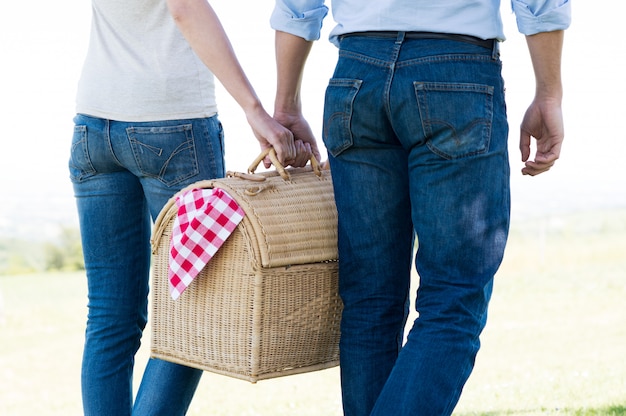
323, 78, 362, 157
127, 124, 199, 187
69, 125, 96, 182
414, 82, 494, 160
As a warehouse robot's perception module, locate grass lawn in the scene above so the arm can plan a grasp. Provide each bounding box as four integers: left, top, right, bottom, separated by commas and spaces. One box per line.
1, 209, 624, 415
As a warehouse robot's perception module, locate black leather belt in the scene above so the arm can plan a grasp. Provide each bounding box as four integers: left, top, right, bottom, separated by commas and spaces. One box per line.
341, 31, 496, 50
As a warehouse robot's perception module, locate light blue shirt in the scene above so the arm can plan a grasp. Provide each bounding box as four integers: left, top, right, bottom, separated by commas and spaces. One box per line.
271, 0, 571, 46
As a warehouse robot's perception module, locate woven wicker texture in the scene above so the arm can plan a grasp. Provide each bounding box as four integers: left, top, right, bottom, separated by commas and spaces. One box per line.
151, 165, 342, 382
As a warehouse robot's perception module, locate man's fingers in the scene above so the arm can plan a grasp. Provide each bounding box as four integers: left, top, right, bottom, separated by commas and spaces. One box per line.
522, 160, 554, 176
519, 130, 532, 162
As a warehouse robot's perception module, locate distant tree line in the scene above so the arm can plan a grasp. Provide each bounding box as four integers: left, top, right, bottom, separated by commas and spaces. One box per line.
0, 227, 84, 275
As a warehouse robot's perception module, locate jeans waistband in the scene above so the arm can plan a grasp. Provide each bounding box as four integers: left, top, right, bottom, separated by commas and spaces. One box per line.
340, 31, 497, 51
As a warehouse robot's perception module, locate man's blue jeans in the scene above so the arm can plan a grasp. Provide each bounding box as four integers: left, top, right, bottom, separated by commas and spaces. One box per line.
69, 114, 225, 415
322, 33, 510, 416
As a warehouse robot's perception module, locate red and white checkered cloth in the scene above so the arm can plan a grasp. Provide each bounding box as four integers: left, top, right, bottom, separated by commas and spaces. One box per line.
168, 187, 245, 300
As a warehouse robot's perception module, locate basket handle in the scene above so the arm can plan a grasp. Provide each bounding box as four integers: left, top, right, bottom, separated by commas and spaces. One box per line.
247, 148, 323, 180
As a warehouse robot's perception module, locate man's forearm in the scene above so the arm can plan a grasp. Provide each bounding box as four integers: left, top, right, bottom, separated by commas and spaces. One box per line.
274, 31, 314, 116
526, 30, 564, 101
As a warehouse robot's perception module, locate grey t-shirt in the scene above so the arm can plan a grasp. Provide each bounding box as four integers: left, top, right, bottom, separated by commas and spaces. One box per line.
76, 0, 218, 122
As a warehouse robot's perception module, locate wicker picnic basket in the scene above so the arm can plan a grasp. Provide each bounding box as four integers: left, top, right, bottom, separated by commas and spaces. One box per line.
150, 150, 342, 382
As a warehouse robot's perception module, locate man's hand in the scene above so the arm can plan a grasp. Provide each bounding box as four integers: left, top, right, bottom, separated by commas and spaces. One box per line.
520, 97, 564, 176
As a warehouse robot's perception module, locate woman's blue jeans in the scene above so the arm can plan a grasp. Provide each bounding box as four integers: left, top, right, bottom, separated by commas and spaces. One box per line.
322, 33, 510, 416
69, 114, 225, 415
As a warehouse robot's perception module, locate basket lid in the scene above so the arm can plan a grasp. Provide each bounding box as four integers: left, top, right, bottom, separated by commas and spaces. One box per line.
152, 166, 338, 268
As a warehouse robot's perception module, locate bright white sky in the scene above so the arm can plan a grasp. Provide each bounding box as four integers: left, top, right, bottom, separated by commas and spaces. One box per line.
0, 1, 624, 238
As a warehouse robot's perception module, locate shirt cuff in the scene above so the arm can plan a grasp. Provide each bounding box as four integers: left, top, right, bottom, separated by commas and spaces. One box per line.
513, 0, 572, 35
270, 3, 329, 41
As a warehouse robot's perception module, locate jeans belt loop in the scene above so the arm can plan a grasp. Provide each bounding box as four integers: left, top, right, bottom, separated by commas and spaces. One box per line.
491, 40, 501, 60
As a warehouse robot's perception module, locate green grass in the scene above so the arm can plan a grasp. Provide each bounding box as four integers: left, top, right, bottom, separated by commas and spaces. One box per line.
1, 209, 625, 415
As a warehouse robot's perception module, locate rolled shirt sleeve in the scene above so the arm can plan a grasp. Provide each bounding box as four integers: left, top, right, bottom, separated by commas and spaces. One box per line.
512, 0, 571, 35
270, 0, 329, 41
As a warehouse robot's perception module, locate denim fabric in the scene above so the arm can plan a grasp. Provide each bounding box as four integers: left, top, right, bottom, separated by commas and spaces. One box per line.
322, 33, 510, 416
70, 114, 225, 416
